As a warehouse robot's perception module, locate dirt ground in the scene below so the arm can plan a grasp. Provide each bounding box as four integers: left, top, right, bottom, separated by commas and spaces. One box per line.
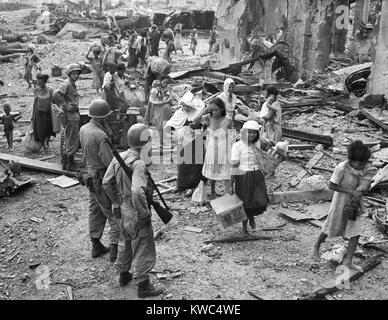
1, 8, 388, 301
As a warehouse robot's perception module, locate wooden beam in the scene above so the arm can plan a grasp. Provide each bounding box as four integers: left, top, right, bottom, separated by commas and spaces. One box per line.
0, 153, 77, 177
269, 190, 334, 204
282, 127, 333, 148
204, 235, 272, 244
360, 108, 388, 132
301, 255, 382, 300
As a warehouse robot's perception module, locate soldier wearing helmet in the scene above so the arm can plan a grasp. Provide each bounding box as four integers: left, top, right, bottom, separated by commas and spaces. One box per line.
79, 99, 120, 262
102, 124, 164, 298
53, 63, 82, 171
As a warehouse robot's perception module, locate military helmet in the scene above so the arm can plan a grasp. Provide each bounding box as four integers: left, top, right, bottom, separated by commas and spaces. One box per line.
88, 99, 112, 118
127, 124, 152, 148
66, 63, 81, 76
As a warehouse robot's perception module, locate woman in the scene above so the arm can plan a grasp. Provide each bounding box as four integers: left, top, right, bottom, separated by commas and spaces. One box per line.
230, 120, 272, 234
165, 91, 206, 196
149, 78, 173, 153
260, 86, 282, 144
103, 63, 130, 113
218, 78, 251, 126
137, 31, 148, 70
32, 73, 54, 152
144, 57, 171, 121
86, 46, 103, 94
194, 97, 233, 199
174, 23, 184, 54
127, 30, 139, 69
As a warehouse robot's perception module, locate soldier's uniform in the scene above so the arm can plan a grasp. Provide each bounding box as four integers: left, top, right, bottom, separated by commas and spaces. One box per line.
102, 148, 156, 285
80, 119, 120, 257
54, 77, 80, 167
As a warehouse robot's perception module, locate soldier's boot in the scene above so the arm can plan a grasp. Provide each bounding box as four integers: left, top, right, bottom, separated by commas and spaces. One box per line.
109, 244, 118, 262
137, 279, 164, 298
119, 272, 133, 287
66, 155, 77, 172
61, 153, 67, 170
91, 238, 109, 258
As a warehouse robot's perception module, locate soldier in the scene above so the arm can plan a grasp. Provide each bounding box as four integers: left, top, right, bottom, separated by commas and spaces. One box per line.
102, 124, 164, 298
54, 63, 81, 171
79, 100, 120, 262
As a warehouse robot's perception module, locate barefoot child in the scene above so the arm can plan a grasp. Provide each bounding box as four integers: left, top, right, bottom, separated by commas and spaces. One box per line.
189, 29, 198, 55
1, 103, 22, 149
86, 46, 103, 94
230, 120, 272, 234
260, 86, 282, 144
312, 141, 377, 272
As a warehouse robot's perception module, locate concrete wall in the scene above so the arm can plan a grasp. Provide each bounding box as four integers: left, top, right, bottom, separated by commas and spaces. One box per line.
368, 0, 388, 94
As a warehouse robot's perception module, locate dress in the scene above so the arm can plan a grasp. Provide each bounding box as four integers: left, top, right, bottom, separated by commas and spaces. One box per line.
322, 161, 376, 238
32, 88, 54, 144
174, 32, 183, 51
260, 100, 282, 143
202, 116, 232, 181
90, 57, 103, 91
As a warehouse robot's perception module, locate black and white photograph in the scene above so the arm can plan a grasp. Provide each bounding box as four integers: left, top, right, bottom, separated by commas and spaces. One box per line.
0, 0, 387, 309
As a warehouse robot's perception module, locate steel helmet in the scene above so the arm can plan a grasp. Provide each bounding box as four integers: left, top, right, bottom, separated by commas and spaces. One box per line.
88, 99, 112, 118
127, 124, 152, 148
242, 120, 262, 132
66, 63, 81, 76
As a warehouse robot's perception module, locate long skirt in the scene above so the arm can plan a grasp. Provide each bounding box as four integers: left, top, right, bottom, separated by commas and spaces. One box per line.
127, 48, 139, 68
177, 136, 205, 190
33, 109, 53, 144
235, 169, 268, 218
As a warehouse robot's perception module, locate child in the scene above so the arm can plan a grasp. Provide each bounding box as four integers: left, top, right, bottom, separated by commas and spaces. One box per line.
189, 29, 199, 55
312, 141, 377, 272
174, 23, 184, 55
260, 86, 282, 144
209, 26, 217, 53
86, 46, 103, 94
24, 46, 41, 88
230, 120, 272, 234
1, 104, 21, 149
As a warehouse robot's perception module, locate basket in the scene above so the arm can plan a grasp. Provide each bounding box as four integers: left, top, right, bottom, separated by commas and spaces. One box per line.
51, 66, 62, 77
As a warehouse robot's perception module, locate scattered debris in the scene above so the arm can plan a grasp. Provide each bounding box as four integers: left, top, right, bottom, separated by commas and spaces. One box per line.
300, 255, 383, 300
204, 235, 272, 245
47, 175, 79, 189
184, 226, 203, 233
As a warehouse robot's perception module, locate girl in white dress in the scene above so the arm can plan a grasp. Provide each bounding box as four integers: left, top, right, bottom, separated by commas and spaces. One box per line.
194, 98, 233, 199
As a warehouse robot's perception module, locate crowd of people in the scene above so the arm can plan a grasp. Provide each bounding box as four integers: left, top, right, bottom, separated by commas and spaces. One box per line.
0, 22, 376, 298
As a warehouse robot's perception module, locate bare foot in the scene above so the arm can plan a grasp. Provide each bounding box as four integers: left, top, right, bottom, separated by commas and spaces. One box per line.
343, 262, 363, 273
311, 247, 320, 261
249, 219, 256, 230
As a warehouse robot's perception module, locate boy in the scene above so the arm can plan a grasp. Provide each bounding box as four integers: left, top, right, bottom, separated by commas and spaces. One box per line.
1, 104, 22, 149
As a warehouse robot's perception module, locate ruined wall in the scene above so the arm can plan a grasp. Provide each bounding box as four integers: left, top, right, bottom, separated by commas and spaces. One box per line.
368, 0, 388, 94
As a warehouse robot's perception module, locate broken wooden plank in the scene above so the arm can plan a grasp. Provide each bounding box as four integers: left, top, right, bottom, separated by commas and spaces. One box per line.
184, 226, 203, 233
269, 190, 334, 204
247, 290, 265, 300
290, 152, 324, 187
282, 127, 333, 148
196, 71, 253, 85
301, 254, 382, 300
288, 144, 317, 150
204, 235, 272, 244
312, 166, 334, 173
38, 155, 56, 161
0, 153, 77, 177
359, 108, 388, 132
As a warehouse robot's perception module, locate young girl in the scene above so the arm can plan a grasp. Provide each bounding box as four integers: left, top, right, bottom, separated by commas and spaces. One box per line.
194, 97, 233, 199
312, 141, 377, 272
86, 46, 103, 94
230, 120, 272, 234
24, 46, 41, 88
189, 29, 199, 55
1, 103, 21, 149
260, 86, 282, 144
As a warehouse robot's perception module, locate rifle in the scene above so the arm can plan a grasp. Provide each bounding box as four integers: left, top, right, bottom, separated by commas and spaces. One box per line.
104, 138, 173, 225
